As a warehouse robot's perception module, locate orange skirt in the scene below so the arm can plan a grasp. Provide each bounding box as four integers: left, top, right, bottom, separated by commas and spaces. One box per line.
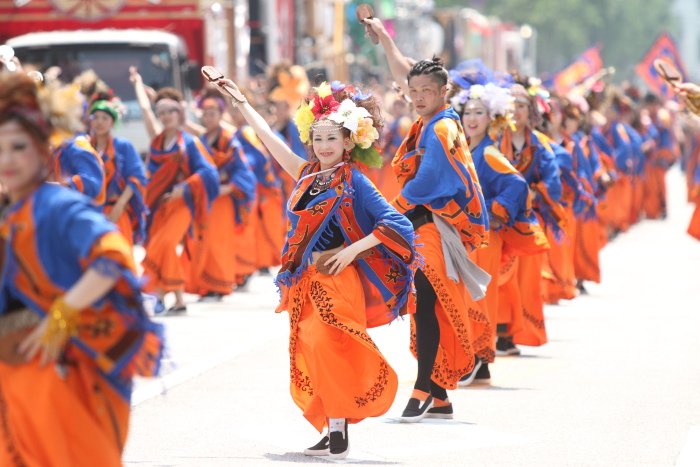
141, 197, 192, 293
285, 265, 398, 432
496, 255, 524, 337
0, 347, 128, 467
470, 231, 504, 362
643, 165, 667, 220
574, 217, 603, 283
182, 195, 237, 295
254, 186, 285, 270
688, 204, 700, 241
541, 208, 577, 304
606, 175, 633, 232
513, 252, 548, 346
233, 202, 258, 284
411, 223, 493, 388
104, 204, 134, 247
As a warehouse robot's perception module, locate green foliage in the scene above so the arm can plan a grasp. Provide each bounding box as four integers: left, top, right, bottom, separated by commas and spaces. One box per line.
351, 144, 384, 169
457, 0, 677, 79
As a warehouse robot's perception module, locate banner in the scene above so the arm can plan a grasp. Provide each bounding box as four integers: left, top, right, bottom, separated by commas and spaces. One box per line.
542, 45, 603, 94
635, 32, 688, 100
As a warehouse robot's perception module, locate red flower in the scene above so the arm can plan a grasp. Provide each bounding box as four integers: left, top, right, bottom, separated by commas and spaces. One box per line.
311, 94, 341, 119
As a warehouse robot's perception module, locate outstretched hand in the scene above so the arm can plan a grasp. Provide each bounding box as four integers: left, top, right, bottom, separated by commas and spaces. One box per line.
362, 17, 389, 42
674, 82, 700, 101
129, 66, 143, 86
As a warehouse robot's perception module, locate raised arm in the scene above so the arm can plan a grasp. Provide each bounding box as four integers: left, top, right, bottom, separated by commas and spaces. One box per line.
129, 66, 161, 140
215, 78, 307, 180
363, 18, 412, 96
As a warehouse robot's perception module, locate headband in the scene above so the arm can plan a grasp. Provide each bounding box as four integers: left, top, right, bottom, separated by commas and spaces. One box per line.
89, 100, 119, 124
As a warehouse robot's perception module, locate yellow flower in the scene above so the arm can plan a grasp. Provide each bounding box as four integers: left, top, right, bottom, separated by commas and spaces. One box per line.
351, 117, 379, 149
315, 82, 332, 98
293, 102, 315, 144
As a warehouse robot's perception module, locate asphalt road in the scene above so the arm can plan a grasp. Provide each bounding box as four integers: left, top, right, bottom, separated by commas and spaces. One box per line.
124, 168, 700, 466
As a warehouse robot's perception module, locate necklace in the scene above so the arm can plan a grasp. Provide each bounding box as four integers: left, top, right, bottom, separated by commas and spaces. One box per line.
309, 174, 333, 196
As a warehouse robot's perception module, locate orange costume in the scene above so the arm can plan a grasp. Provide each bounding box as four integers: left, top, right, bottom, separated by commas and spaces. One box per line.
53, 134, 107, 205
141, 131, 219, 293
236, 125, 286, 270
470, 136, 549, 351
276, 162, 415, 431
393, 104, 492, 386
93, 135, 148, 245
499, 128, 563, 346
0, 183, 162, 467
181, 128, 256, 296
687, 135, 700, 240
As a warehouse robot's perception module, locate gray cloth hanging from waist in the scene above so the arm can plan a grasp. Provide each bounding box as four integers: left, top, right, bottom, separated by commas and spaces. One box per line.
433, 214, 491, 301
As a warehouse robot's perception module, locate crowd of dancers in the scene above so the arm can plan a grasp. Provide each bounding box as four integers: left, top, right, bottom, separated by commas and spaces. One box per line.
1, 15, 700, 465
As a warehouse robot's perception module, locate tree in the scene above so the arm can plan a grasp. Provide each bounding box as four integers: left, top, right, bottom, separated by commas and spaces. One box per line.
436, 0, 677, 79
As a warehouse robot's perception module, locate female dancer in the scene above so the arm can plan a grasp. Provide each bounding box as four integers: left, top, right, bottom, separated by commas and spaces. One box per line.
181, 92, 256, 299
496, 82, 563, 353
88, 92, 148, 245
130, 68, 219, 313
447, 61, 549, 385
0, 71, 163, 467
213, 76, 415, 459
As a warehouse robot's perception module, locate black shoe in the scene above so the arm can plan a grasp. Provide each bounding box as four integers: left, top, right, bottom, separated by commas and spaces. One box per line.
426, 403, 453, 419
457, 357, 482, 387
400, 396, 434, 423
506, 337, 521, 356
303, 435, 329, 456
474, 362, 491, 385
328, 421, 349, 460
495, 337, 509, 356
198, 291, 223, 302
257, 267, 271, 276
166, 305, 187, 315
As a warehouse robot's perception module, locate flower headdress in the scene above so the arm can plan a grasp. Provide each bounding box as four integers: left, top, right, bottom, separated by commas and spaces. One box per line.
448, 59, 514, 138
293, 80, 383, 168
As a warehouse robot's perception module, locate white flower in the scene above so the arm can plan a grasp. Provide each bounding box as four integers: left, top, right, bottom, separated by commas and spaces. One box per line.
468, 84, 486, 100
328, 99, 371, 133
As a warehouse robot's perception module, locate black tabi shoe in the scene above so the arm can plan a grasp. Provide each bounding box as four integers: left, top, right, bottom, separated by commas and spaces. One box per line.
400, 396, 434, 423
166, 305, 187, 315
457, 357, 482, 387
328, 421, 349, 460
426, 403, 454, 419
198, 291, 223, 302
506, 337, 521, 356
495, 337, 509, 357
303, 435, 329, 456
474, 362, 492, 385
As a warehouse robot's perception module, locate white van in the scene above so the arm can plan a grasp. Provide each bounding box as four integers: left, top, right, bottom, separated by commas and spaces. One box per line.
8, 29, 200, 155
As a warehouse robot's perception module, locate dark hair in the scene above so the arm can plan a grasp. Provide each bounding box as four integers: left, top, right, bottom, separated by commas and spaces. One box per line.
643, 92, 662, 105
407, 56, 449, 87
155, 87, 184, 103
0, 72, 51, 149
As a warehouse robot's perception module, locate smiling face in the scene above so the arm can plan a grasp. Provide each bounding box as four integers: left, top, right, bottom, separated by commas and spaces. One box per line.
408, 74, 447, 118
311, 120, 352, 170
89, 110, 115, 138
0, 120, 47, 200
462, 99, 491, 140
513, 101, 530, 130
156, 107, 181, 132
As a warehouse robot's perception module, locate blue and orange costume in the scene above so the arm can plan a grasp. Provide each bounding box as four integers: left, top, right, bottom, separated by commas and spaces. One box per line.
499, 127, 563, 346
94, 135, 148, 245
643, 110, 677, 219
141, 131, 218, 294
236, 124, 286, 270
0, 183, 163, 467
469, 135, 548, 351
53, 133, 107, 205
275, 161, 415, 432
393, 104, 492, 391
181, 127, 256, 296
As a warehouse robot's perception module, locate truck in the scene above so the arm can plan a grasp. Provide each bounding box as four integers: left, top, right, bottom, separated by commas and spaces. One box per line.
0, 0, 206, 154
